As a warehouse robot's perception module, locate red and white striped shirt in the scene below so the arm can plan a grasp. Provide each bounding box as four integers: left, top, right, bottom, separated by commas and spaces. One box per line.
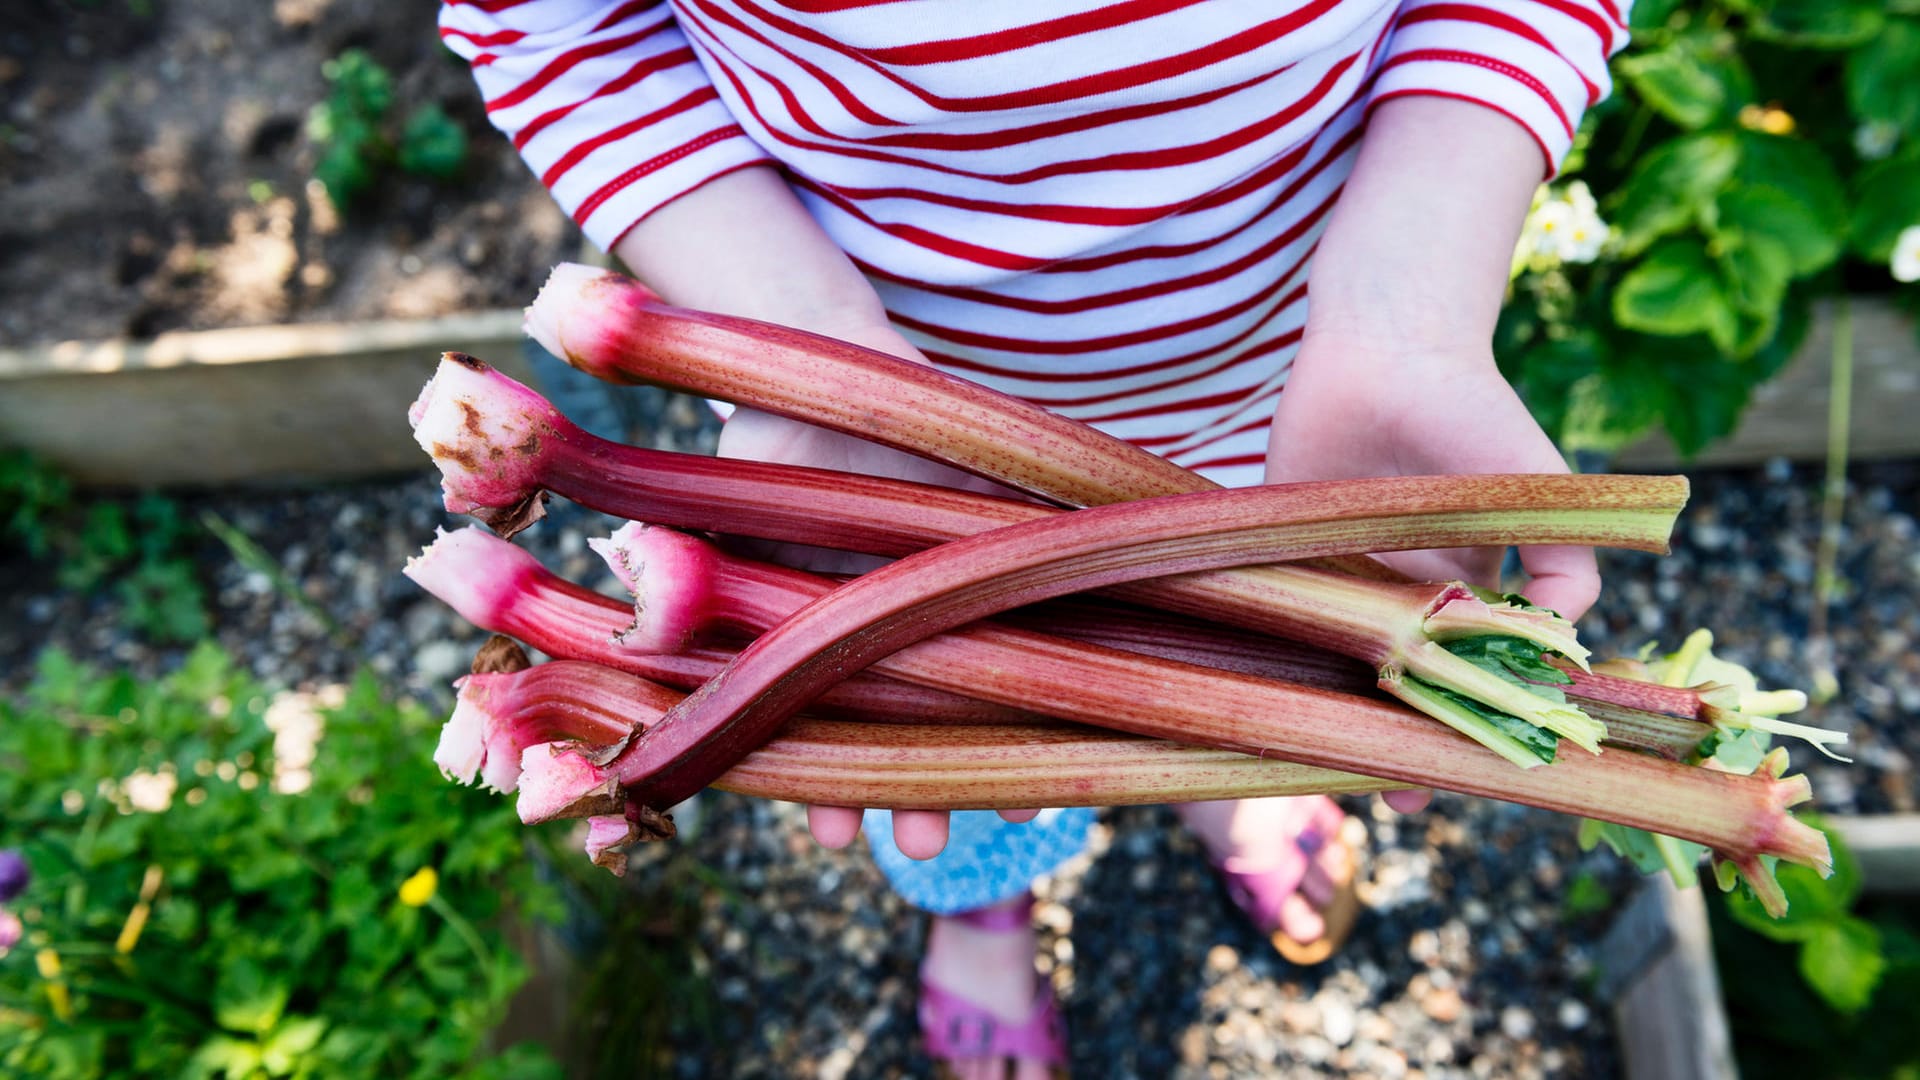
442, 0, 1627, 486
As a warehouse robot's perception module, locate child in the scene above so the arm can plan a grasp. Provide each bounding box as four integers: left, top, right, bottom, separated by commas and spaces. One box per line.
440, 3, 1625, 1075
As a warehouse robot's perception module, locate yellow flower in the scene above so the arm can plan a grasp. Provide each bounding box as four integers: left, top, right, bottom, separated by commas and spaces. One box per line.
398, 867, 439, 908
1738, 104, 1795, 136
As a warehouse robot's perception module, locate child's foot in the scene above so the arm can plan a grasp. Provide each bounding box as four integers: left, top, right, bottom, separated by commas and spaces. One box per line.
1178, 795, 1364, 965
919, 897, 1068, 1080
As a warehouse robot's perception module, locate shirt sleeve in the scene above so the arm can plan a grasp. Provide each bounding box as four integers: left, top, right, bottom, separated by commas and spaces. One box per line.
438, 0, 774, 251
1368, 0, 1631, 176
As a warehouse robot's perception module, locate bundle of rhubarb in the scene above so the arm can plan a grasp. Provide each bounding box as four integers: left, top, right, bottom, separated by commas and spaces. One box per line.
403, 263, 1844, 916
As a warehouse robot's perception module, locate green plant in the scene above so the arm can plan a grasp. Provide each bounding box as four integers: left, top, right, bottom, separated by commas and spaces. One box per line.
0, 645, 565, 1079
0, 449, 73, 560
1712, 823, 1920, 1078
307, 49, 469, 209
0, 451, 209, 644
1497, 0, 1920, 458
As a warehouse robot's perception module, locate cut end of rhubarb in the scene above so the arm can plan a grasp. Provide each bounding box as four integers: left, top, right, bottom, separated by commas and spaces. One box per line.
585, 814, 640, 876
434, 678, 488, 786
1424, 589, 1590, 671
526, 263, 659, 384
404, 527, 544, 629
589, 522, 720, 655
517, 741, 625, 824
410, 353, 570, 532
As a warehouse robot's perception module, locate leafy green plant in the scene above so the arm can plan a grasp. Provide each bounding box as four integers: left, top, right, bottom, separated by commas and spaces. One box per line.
1498, 0, 1920, 458
0, 451, 209, 644
308, 49, 469, 208
1712, 822, 1920, 1079
0, 645, 566, 1079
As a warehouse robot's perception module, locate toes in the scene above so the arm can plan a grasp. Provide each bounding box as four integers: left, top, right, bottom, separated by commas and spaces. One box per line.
1278, 891, 1327, 944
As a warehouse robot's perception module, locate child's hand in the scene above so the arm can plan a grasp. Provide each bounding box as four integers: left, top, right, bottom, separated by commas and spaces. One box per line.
714, 326, 1043, 860
1267, 330, 1600, 622
1268, 330, 1600, 817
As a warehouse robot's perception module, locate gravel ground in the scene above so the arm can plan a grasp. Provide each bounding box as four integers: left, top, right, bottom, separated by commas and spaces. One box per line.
2, 379, 1913, 1078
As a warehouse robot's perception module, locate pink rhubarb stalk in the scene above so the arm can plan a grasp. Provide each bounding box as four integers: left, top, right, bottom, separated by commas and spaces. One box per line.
572, 512, 1821, 913
451, 653, 1406, 811
409, 353, 1686, 765
403, 527, 1042, 727
524, 266, 1402, 582
599, 476, 1679, 801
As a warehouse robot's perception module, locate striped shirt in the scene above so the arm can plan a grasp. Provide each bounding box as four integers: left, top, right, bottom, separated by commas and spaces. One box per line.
442, 0, 1627, 486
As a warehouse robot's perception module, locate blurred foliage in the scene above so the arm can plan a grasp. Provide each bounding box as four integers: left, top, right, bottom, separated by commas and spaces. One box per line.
0, 450, 208, 644
308, 49, 469, 210
1499, 0, 1920, 459
0, 645, 565, 1079
1712, 820, 1920, 1078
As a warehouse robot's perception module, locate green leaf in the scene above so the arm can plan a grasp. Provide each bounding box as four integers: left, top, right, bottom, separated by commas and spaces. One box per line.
1578, 819, 1706, 885
214, 957, 290, 1036
1445, 635, 1574, 686
1714, 232, 1793, 321
1845, 19, 1920, 133
260, 1016, 327, 1076
397, 104, 469, 181
1628, 0, 1687, 31
188, 1035, 263, 1080
1408, 678, 1561, 765
1799, 916, 1886, 1013
321, 49, 394, 121
1713, 185, 1841, 278
1616, 32, 1753, 130
1734, 133, 1849, 245
1613, 239, 1733, 338
1611, 132, 1741, 255
1730, 0, 1885, 47
1850, 152, 1920, 261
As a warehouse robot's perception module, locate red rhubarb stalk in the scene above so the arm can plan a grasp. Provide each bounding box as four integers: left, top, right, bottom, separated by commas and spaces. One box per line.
403, 527, 1041, 727
410, 354, 1686, 764
448, 653, 1407, 808
410, 526, 1825, 912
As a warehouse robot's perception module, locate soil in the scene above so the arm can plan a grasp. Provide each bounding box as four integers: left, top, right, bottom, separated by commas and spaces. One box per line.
1, 0, 574, 348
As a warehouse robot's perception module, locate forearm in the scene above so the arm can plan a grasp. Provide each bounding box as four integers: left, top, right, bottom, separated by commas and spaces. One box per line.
610, 166, 903, 347
1305, 96, 1542, 351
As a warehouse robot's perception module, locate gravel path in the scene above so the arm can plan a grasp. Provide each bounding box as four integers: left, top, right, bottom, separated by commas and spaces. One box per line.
3, 380, 1912, 1078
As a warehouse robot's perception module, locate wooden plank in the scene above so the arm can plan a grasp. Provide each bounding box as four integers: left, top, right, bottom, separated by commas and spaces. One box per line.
1601, 876, 1738, 1080
0, 311, 528, 487
1617, 298, 1920, 469
1831, 814, 1920, 895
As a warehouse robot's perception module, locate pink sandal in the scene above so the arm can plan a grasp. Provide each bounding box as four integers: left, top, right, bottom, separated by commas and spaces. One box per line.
920, 901, 1070, 1079
1209, 795, 1362, 966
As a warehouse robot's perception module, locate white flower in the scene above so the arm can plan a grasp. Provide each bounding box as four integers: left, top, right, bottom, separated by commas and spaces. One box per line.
1894, 225, 1920, 284
1518, 184, 1611, 267
1854, 121, 1900, 162
122, 770, 178, 814
1564, 179, 1598, 218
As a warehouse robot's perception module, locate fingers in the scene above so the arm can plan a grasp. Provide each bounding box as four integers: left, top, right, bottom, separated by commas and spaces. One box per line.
1517, 542, 1602, 622
891, 810, 951, 859
1380, 788, 1432, 814
806, 804, 864, 848
997, 807, 1042, 824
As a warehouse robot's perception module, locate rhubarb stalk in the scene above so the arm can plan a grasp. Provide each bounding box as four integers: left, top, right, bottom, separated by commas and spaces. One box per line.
447, 649, 1407, 808
409, 526, 1826, 913
410, 353, 1685, 765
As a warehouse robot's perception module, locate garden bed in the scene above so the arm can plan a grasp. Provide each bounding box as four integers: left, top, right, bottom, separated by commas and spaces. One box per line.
1, 0, 572, 350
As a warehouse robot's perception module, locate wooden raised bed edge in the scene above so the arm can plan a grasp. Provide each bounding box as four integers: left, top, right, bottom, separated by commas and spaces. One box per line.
0, 310, 529, 488
0, 298, 1914, 488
